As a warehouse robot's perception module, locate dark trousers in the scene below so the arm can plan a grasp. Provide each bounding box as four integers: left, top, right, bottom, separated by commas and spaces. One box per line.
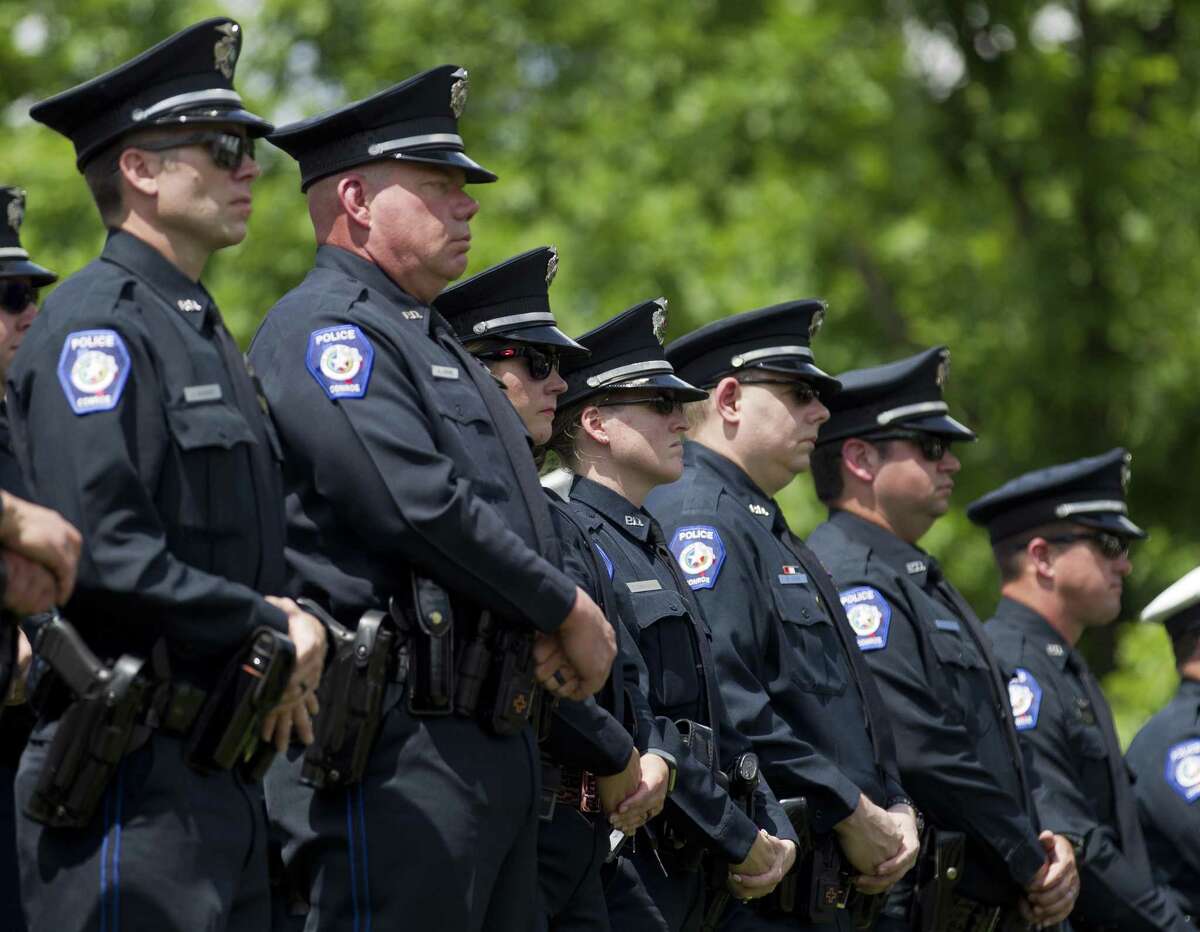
266, 700, 540, 932
720, 901, 861, 931
537, 803, 610, 932
604, 845, 706, 932
0, 764, 24, 932
16, 724, 270, 931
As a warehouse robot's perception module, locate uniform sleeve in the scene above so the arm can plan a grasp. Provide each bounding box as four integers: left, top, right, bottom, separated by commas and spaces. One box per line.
543, 511, 635, 775
1128, 730, 1200, 921
686, 518, 862, 825
853, 581, 1045, 889
8, 318, 287, 660
612, 602, 760, 863
251, 311, 576, 633
1017, 663, 1192, 931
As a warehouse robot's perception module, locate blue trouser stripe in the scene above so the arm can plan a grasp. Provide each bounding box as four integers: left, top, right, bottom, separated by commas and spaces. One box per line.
356, 784, 371, 932
346, 791, 360, 932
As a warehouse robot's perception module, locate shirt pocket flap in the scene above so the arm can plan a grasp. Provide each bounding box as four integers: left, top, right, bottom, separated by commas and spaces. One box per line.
629, 589, 688, 629
166, 402, 255, 451
928, 624, 987, 671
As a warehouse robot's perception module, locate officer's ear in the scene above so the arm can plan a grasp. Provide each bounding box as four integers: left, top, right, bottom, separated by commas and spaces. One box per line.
1026, 538, 1057, 581
116, 146, 163, 199
841, 438, 880, 484
336, 174, 372, 230
710, 376, 742, 425
578, 404, 610, 447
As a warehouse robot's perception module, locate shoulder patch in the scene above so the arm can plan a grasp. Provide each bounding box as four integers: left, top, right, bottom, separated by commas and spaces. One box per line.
1008, 668, 1043, 731
669, 525, 725, 590
593, 542, 615, 580
1165, 739, 1200, 802
838, 586, 892, 651
306, 325, 374, 399
57, 329, 132, 415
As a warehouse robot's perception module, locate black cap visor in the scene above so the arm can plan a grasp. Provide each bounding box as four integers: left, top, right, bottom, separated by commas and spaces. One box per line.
0, 258, 57, 287
500, 325, 589, 358
150, 105, 274, 138
387, 148, 497, 184
1073, 513, 1148, 540
602, 372, 707, 403
742, 360, 842, 399
895, 413, 977, 442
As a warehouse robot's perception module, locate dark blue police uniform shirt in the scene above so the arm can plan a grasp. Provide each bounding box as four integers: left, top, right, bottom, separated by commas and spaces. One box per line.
988, 597, 1193, 931
647, 441, 905, 835
246, 244, 577, 631
808, 509, 1044, 906
563, 474, 794, 863
6, 230, 288, 680
1127, 677, 1200, 920
543, 499, 639, 776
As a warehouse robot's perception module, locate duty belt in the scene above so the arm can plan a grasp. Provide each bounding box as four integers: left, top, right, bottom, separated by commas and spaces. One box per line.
937, 892, 1013, 932
539, 755, 601, 820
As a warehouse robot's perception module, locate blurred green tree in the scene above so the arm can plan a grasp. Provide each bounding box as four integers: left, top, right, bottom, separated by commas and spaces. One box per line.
3, 0, 1196, 742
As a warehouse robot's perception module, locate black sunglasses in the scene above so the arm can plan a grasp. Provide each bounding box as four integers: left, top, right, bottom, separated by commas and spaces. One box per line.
594, 395, 683, 416
0, 281, 37, 313
476, 344, 562, 381
872, 431, 952, 462
136, 131, 255, 170
1043, 531, 1131, 560
738, 378, 820, 406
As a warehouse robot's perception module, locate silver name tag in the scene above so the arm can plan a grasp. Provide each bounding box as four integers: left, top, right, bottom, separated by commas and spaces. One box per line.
626, 579, 663, 593
432, 365, 459, 380
183, 384, 222, 403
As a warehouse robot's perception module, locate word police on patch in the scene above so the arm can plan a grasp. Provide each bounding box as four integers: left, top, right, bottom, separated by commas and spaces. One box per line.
670, 525, 725, 590
306, 324, 375, 400
57, 329, 131, 415
838, 586, 891, 651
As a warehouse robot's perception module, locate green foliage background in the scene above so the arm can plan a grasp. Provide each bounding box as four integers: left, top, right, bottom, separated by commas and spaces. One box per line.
3, 0, 1196, 742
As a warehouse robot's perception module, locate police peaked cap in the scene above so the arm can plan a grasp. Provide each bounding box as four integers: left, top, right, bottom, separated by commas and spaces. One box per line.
269, 65, 497, 191
30, 18, 273, 169
816, 346, 976, 446
1141, 567, 1200, 640
559, 298, 708, 409
433, 246, 587, 356
0, 188, 56, 285
664, 299, 840, 398
966, 448, 1147, 543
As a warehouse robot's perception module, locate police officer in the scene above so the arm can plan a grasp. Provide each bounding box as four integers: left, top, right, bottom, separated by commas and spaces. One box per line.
645, 301, 919, 932
970, 450, 1192, 931
806, 348, 1077, 931
12, 21, 327, 930
1128, 567, 1200, 923
0, 183, 63, 932
0, 186, 77, 620
547, 299, 798, 932
249, 72, 616, 930
435, 246, 670, 931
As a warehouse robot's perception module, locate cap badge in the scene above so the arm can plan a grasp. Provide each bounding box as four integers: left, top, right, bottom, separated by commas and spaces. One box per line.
652, 298, 668, 345
809, 307, 825, 340
6, 191, 24, 232
213, 22, 239, 79
546, 247, 559, 286
1120, 453, 1132, 490
450, 68, 469, 118
936, 350, 950, 388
